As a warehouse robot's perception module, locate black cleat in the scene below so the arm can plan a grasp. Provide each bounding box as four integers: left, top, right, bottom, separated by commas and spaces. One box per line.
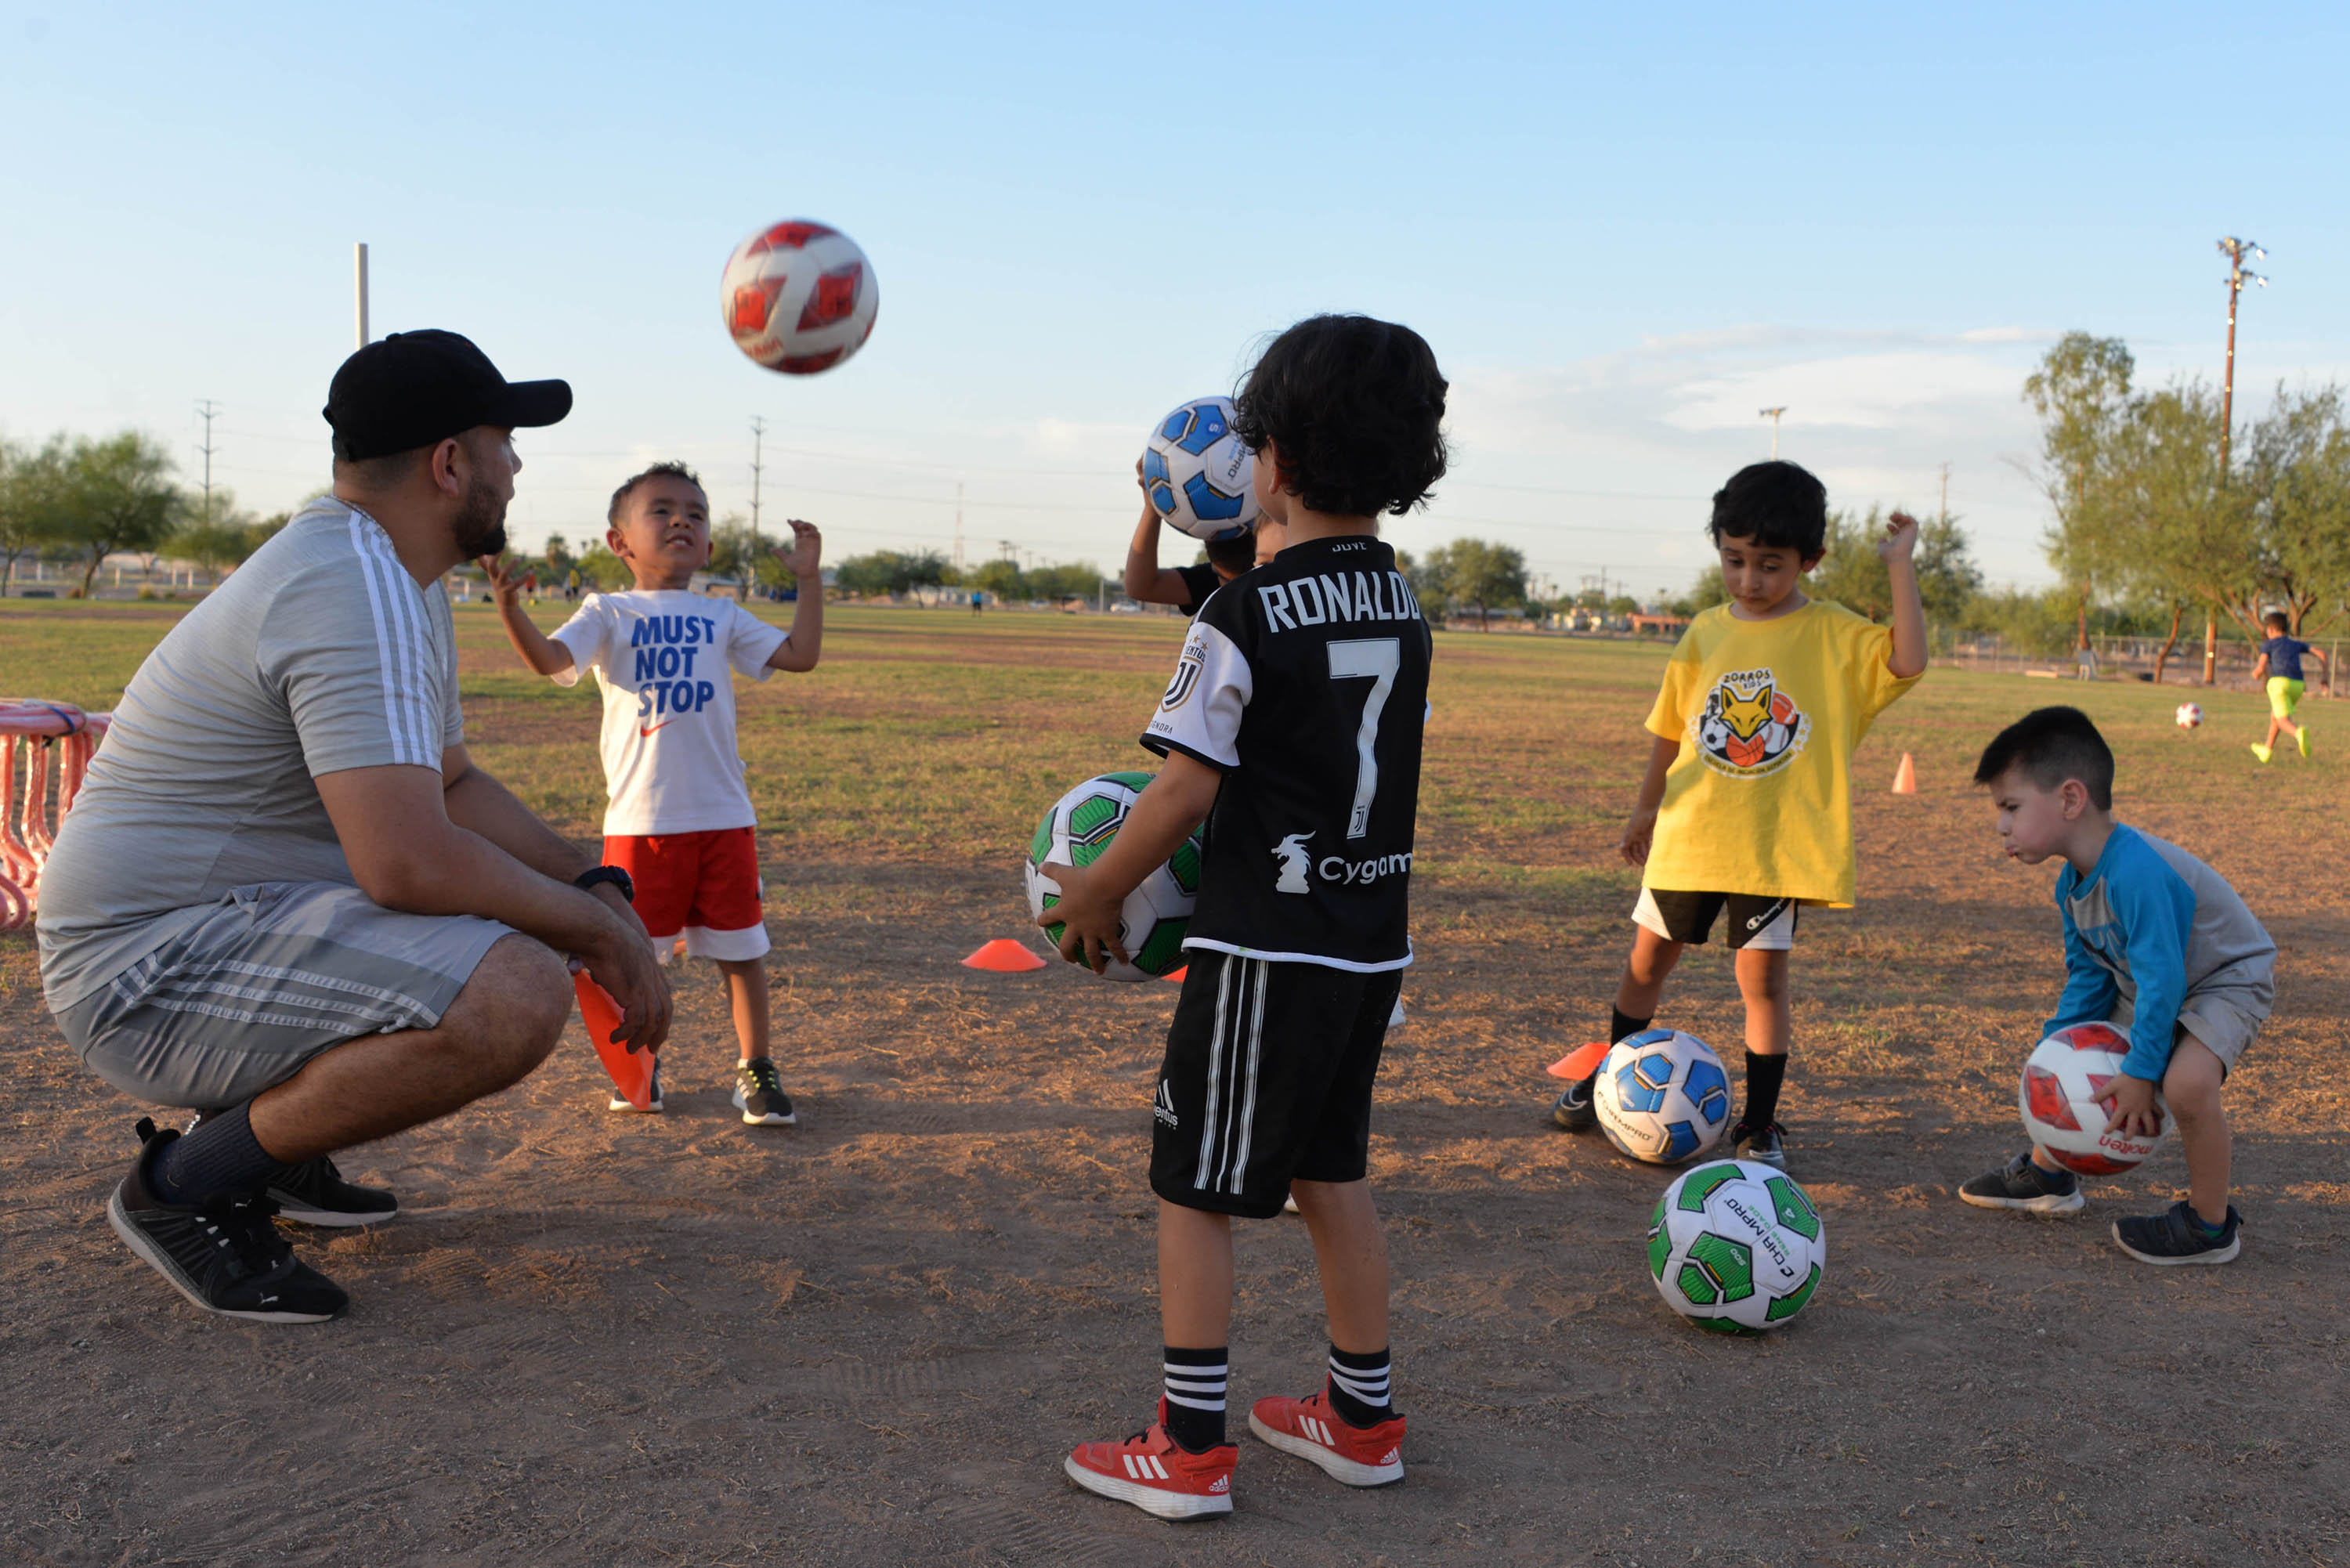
107, 1121, 349, 1323
1549, 1078, 1596, 1132
733, 1059, 797, 1126
1958, 1151, 2083, 1214
1730, 1119, 1788, 1169
2113, 1201, 2240, 1265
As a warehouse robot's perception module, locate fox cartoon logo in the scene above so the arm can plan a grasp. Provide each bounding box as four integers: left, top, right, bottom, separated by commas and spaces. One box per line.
1272, 833, 1314, 894
1694, 667, 1810, 777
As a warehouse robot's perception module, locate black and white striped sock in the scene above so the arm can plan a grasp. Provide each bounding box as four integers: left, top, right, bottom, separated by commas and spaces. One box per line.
1326, 1345, 1393, 1428
1162, 1346, 1227, 1452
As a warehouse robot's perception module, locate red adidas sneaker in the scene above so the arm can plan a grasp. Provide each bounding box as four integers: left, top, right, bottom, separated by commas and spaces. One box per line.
1064, 1400, 1236, 1520
1248, 1389, 1405, 1487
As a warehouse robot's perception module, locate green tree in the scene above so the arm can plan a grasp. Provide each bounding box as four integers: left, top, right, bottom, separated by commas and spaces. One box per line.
1028, 561, 1107, 602
58, 432, 186, 596
166, 486, 274, 583
576, 544, 631, 589
833, 549, 952, 598
1426, 537, 1527, 629
1810, 505, 1982, 624
2242, 384, 2350, 638
0, 436, 71, 593
2092, 382, 2243, 682
2024, 333, 2136, 652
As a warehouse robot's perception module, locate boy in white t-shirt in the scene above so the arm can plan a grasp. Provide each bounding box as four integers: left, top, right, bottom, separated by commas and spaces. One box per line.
485, 461, 822, 1126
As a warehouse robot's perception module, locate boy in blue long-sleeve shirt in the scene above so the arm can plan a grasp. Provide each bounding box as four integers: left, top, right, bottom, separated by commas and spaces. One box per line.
1960, 707, 2276, 1264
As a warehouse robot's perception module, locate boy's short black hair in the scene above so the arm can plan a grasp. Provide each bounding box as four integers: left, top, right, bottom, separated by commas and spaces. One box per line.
1203, 531, 1256, 575
1231, 314, 1448, 518
1974, 706, 2115, 811
609, 461, 705, 526
2262, 609, 2290, 633
1708, 461, 1828, 556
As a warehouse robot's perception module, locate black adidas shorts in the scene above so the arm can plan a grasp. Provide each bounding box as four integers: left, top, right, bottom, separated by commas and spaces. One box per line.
1633, 887, 1799, 952
1150, 952, 1403, 1219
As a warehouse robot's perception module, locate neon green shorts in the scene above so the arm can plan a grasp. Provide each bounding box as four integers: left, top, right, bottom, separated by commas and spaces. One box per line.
2268, 676, 2305, 719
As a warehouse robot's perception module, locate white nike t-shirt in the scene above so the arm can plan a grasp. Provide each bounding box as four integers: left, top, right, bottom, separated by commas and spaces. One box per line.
549, 590, 789, 836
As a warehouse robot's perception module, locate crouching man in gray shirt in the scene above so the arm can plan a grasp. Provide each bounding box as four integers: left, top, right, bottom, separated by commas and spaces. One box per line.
38, 331, 671, 1322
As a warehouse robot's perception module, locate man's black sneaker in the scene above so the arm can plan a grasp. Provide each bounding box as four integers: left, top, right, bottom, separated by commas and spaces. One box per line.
1549, 1078, 1596, 1132
265, 1154, 397, 1227
107, 1121, 349, 1323
1730, 1119, 1788, 1169
1958, 1151, 2084, 1213
2113, 1201, 2240, 1265
733, 1059, 797, 1126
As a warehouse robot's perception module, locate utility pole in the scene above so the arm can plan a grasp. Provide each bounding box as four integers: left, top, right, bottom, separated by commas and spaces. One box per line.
2208, 237, 2269, 683
354, 244, 370, 349
1759, 406, 1787, 460
747, 417, 765, 602
1937, 462, 1950, 524
194, 400, 220, 524
953, 482, 965, 573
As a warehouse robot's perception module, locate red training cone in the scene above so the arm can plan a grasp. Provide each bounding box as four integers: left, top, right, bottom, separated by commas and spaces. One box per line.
1546, 1040, 1613, 1081
964, 938, 1049, 973
1890, 752, 1918, 795
574, 970, 656, 1110
1162, 965, 1188, 985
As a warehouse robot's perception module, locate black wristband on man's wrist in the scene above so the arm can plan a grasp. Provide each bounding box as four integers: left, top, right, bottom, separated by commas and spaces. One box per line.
573, 865, 634, 904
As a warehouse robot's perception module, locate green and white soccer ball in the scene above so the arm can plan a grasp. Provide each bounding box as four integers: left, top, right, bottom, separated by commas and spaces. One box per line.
1025, 771, 1205, 982
1647, 1158, 1826, 1333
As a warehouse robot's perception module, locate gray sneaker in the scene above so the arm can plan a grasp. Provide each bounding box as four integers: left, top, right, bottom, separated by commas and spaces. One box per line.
1731, 1119, 1788, 1169
1959, 1151, 2083, 1214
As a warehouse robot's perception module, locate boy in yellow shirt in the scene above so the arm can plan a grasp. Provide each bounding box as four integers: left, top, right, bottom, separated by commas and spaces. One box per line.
1549, 462, 1926, 1169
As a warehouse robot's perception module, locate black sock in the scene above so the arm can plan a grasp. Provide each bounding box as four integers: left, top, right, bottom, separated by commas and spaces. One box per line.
1609, 1007, 1651, 1049
1326, 1345, 1393, 1427
150, 1101, 279, 1205
1742, 1052, 1788, 1128
1161, 1346, 1227, 1451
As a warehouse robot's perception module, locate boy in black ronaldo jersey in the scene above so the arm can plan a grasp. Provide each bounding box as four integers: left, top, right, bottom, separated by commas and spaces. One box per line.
1043, 315, 1447, 1521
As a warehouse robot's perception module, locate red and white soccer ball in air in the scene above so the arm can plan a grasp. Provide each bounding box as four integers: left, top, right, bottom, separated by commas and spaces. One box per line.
2018, 1023, 2167, 1175
2175, 703, 2203, 730
721, 219, 879, 375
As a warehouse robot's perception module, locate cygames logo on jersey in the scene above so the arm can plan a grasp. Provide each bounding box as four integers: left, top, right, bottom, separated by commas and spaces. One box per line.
1271, 831, 1414, 894
1693, 667, 1810, 777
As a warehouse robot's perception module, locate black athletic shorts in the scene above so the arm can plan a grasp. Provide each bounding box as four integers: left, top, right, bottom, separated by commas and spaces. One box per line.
1150, 951, 1403, 1219
1633, 887, 1799, 952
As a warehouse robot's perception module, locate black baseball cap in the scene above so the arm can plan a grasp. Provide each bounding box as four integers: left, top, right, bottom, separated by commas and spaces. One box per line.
324, 329, 572, 461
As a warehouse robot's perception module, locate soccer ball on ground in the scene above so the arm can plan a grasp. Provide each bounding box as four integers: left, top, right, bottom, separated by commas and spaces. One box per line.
2019, 1023, 2167, 1174
1025, 772, 1205, 982
1648, 1158, 1826, 1333
720, 219, 879, 375
1141, 396, 1260, 542
1594, 1028, 1731, 1164
2175, 703, 2204, 730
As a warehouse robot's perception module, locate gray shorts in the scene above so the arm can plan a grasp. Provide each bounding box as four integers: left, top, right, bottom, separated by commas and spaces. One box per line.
50, 882, 512, 1111
2110, 982, 2269, 1076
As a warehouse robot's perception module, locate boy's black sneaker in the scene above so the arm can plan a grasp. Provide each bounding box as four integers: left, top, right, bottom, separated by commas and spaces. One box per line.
107, 1122, 349, 1323
2113, 1201, 2240, 1266
608, 1065, 664, 1113
733, 1059, 797, 1126
1730, 1119, 1787, 1169
265, 1154, 397, 1227
1958, 1151, 2084, 1214
1549, 1078, 1596, 1132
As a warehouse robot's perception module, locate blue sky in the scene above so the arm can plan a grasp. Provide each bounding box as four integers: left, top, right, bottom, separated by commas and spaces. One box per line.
5, 1, 2345, 598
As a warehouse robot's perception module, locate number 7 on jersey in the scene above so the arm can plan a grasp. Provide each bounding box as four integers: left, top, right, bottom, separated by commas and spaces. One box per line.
1328, 638, 1401, 839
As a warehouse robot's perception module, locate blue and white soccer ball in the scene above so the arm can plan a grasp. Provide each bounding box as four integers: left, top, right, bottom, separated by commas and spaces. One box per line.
1141, 396, 1260, 542
1594, 1028, 1730, 1165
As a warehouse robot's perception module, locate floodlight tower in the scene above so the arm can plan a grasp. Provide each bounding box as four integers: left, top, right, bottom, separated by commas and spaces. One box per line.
2206, 237, 2269, 681
1759, 407, 1787, 460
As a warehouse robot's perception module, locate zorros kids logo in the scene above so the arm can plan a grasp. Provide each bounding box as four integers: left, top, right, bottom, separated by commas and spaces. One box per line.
1694, 667, 1810, 778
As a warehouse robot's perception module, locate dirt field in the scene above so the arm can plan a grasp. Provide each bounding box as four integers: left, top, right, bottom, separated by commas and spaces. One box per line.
2, 602, 2345, 1566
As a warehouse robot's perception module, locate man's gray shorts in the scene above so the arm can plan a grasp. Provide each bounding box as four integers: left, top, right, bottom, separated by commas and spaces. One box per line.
51, 882, 512, 1110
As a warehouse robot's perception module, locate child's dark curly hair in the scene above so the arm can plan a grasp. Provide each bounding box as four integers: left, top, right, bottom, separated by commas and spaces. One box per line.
1708, 461, 1828, 555
1232, 315, 1448, 518
608, 461, 704, 526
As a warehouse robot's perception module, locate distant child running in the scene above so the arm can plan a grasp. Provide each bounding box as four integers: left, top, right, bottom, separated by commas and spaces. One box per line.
1962, 707, 2275, 1261
1549, 464, 1926, 1169
486, 461, 823, 1126
1043, 315, 1446, 1520
2247, 610, 2324, 764
1123, 456, 1259, 616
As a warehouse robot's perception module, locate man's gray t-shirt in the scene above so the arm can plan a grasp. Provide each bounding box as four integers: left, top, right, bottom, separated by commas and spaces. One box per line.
36, 497, 463, 1010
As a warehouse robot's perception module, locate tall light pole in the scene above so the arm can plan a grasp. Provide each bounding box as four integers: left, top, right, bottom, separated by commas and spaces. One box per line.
1759, 406, 1787, 460
194, 400, 220, 525
354, 243, 370, 349
2207, 237, 2268, 681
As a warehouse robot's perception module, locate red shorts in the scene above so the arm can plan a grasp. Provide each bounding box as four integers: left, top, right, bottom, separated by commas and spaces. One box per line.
603, 827, 770, 963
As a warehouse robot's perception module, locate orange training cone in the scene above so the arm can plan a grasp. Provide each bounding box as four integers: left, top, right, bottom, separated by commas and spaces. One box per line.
1547, 1040, 1613, 1080
1162, 966, 1188, 985
964, 938, 1049, 973
574, 970, 656, 1110
1891, 752, 1918, 795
